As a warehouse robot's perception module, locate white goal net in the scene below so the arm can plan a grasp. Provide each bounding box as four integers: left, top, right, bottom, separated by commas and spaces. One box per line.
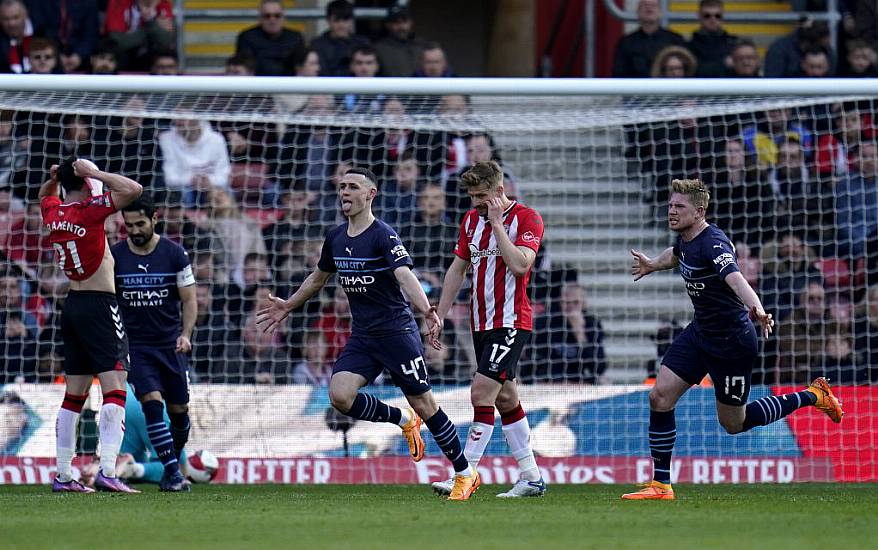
0, 77, 876, 485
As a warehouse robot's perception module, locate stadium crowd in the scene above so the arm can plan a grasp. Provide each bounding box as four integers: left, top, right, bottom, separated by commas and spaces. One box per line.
0, 0, 877, 386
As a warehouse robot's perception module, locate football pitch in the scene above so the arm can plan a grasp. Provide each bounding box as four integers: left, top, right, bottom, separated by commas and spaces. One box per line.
2, 484, 876, 549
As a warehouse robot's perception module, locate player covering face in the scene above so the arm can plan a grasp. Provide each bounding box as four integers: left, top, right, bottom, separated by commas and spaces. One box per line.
622, 179, 843, 500
257, 168, 480, 500
39, 157, 143, 494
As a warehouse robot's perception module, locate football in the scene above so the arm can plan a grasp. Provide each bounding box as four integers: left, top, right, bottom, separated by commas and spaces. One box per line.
186, 449, 219, 483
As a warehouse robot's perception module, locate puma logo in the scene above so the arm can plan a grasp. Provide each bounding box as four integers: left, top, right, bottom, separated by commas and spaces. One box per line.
345, 247, 353, 255
137, 263, 149, 273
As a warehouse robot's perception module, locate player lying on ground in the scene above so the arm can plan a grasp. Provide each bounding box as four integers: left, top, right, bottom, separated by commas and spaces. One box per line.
431, 160, 547, 498
113, 194, 197, 492
39, 157, 143, 493
622, 179, 843, 501
257, 167, 480, 500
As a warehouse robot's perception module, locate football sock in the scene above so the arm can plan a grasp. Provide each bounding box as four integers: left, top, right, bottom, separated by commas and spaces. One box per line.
501, 403, 541, 482
742, 391, 817, 431
425, 408, 471, 475
649, 409, 676, 484
464, 405, 495, 469
142, 400, 180, 476
168, 410, 191, 460
56, 392, 87, 482
345, 393, 403, 424
98, 390, 127, 478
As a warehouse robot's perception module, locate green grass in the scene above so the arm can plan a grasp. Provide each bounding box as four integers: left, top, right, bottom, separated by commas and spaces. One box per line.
2, 484, 877, 549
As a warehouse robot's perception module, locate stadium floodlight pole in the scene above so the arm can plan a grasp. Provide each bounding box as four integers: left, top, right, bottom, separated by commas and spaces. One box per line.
0, 75, 877, 96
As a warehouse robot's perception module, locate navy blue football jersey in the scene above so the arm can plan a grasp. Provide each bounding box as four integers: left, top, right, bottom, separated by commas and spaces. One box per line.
112, 237, 195, 348
673, 224, 749, 338
318, 219, 417, 335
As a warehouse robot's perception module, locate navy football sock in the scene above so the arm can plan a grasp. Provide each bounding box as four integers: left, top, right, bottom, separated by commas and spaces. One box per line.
425, 408, 469, 473
345, 393, 402, 424
168, 410, 190, 460
649, 409, 676, 484
742, 391, 816, 431
142, 400, 180, 476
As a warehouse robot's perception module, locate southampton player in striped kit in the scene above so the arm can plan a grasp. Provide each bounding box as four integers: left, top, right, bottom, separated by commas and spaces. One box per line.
431, 160, 547, 497
257, 168, 480, 500
113, 194, 197, 492
622, 179, 843, 500
39, 157, 143, 493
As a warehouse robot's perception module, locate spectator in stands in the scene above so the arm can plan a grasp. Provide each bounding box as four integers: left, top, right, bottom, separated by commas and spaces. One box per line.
60, 114, 91, 158
224, 53, 255, 76
687, 0, 737, 77
841, 40, 878, 77
149, 49, 178, 75
735, 240, 761, 288
759, 232, 822, 322
649, 45, 697, 77
285, 47, 320, 76
852, 285, 878, 382
155, 190, 218, 258
105, 0, 175, 73
612, 0, 684, 78
159, 112, 231, 207
710, 137, 774, 247
743, 107, 812, 169
89, 40, 118, 74
25, 0, 97, 73
0, 112, 24, 187
4, 202, 49, 278
836, 140, 878, 258
92, 96, 163, 189
531, 282, 606, 384
238, 285, 282, 384
726, 38, 761, 77
799, 47, 833, 77
414, 42, 453, 78
776, 281, 831, 384
0, 183, 23, 240
262, 184, 320, 273
374, 4, 426, 77
290, 329, 332, 386
191, 282, 233, 381
338, 45, 384, 114
0, 0, 32, 73
401, 182, 456, 283
376, 149, 420, 226
840, 0, 877, 56
0, 266, 38, 382
815, 105, 864, 180
316, 285, 351, 363
225, 251, 271, 327
310, 0, 368, 77
444, 132, 514, 224
204, 188, 266, 289
26, 37, 61, 74
765, 15, 835, 78
235, 0, 304, 77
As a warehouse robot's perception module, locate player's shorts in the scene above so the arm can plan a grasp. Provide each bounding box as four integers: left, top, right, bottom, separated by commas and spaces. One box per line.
128, 346, 190, 404
661, 322, 758, 406
472, 328, 531, 383
62, 291, 130, 376
333, 327, 431, 396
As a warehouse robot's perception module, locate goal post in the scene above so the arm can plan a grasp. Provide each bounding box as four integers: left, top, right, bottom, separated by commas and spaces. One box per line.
0, 76, 876, 485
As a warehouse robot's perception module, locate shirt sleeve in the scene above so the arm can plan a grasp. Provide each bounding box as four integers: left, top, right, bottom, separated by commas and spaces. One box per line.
453, 215, 471, 261
40, 195, 61, 220
79, 192, 117, 225
317, 233, 336, 273
176, 245, 196, 288
382, 227, 414, 270
708, 237, 741, 279
513, 210, 544, 253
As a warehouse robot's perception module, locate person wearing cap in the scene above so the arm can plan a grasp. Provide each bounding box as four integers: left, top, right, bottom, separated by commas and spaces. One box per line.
374, 5, 428, 77
309, 0, 369, 76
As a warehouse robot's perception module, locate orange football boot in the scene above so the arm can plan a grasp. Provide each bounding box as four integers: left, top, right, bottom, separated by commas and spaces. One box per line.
401, 408, 424, 462
621, 480, 675, 500
807, 377, 844, 424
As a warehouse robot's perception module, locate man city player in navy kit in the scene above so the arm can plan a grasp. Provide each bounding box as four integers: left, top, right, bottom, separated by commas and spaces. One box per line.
257, 167, 480, 500
622, 179, 844, 500
113, 194, 197, 492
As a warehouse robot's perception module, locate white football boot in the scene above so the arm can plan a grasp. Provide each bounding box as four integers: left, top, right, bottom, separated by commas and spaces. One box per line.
431, 477, 455, 496
496, 478, 547, 498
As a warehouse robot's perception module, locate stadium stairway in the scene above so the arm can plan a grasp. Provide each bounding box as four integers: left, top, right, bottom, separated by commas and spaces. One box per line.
498, 121, 691, 383
668, 0, 794, 61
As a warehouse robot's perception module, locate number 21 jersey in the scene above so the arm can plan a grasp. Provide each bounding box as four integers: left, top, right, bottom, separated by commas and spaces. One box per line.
40, 192, 117, 281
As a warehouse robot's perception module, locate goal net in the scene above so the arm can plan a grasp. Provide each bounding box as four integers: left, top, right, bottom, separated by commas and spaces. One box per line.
0, 77, 876, 485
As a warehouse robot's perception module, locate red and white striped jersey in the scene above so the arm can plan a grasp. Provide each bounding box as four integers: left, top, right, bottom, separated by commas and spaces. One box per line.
454, 201, 544, 332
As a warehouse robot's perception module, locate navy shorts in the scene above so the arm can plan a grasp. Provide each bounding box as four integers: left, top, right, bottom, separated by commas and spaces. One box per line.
662, 322, 758, 406
472, 328, 531, 382
333, 328, 431, 396
128, 346, 190, 404
62, 291, 130, 375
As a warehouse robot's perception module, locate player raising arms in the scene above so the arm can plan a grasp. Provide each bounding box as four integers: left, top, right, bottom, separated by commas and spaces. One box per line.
431, 160, 547, 498
112, 194, 196, 492
39, 157, 143, 493
622, 179, 843, 500
257, 167, 480, 500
